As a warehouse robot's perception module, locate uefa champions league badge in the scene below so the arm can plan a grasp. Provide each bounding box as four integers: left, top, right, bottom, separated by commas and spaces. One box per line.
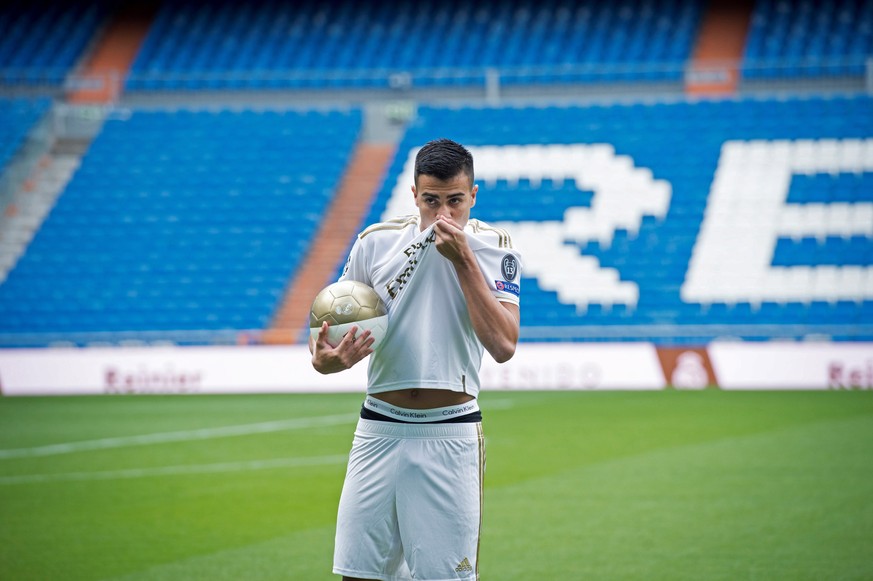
501, 254, 518, 281
497, 254, 520, 296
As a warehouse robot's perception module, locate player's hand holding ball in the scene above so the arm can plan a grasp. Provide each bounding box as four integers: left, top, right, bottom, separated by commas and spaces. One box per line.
309, 281, 388, 374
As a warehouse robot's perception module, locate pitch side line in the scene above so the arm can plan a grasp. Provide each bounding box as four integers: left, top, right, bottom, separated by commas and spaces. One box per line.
0, 413, 358, 460
0, 454, 350, 485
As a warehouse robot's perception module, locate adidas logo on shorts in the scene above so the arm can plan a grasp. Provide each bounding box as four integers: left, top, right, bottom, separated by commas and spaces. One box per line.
455, 557, 473, 573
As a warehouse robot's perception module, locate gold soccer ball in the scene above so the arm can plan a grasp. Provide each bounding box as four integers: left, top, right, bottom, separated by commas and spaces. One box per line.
309, 280, 388, 349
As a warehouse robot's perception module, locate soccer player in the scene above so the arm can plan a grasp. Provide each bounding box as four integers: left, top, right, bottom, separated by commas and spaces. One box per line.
310, 138, 522, 581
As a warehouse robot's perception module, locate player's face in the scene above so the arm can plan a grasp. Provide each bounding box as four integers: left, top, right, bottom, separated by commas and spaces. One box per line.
412, 172, 477, 231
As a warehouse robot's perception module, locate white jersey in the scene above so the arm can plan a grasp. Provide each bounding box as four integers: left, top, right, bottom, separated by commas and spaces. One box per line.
339, 214, 522, 398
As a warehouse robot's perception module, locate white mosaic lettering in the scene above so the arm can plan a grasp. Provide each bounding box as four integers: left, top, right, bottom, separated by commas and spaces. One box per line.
682, 139, 873, 304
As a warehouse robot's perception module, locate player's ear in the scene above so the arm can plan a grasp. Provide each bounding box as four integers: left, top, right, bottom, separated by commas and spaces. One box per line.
470, 184, 478, 207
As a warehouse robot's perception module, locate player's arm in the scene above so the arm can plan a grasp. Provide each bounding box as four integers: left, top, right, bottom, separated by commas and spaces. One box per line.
309, 323, 374, 374
433, 216, 520, 363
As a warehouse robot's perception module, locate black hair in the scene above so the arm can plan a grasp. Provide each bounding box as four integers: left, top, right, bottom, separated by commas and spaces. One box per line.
414, 138, 474, 186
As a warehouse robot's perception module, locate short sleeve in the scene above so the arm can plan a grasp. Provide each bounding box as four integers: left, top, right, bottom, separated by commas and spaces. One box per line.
477, 247, 522, 305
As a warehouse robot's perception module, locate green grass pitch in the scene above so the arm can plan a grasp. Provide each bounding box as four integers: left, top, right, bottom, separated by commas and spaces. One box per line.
1, 390, 871, 580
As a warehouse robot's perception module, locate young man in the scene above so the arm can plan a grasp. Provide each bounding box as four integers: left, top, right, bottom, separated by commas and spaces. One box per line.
310, 138, 522, 581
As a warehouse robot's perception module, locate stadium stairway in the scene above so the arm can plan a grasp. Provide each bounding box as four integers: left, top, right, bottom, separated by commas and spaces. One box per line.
686, 0, 754, 95
0, 150, 80, 284
262, 142, 395, 345
69, 2, 157, 104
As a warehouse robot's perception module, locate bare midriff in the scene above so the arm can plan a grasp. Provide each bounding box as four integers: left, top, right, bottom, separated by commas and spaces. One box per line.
371, 388, 474, 409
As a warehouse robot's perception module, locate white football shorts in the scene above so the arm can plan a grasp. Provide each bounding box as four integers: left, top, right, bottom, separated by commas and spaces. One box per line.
333, 418, 485, 581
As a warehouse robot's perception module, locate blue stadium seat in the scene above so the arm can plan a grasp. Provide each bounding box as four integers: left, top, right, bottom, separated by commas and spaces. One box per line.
357, 94, 873, 343
127, 0, 705, 90
0, 98, 51, 170
0, 107, 362, 339
743, 0, 873, 79
0, 2, 106, 84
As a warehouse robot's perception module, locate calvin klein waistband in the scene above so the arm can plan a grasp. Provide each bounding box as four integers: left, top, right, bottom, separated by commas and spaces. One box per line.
363, 397, 480, 423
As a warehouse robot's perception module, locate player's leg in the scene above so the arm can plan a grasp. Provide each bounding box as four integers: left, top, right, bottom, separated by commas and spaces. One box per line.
397, 422, 485, 580
333, 421, 407, 580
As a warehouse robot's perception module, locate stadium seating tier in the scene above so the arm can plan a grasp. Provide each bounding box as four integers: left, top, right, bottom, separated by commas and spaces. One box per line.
127, 0, 706, 90
1, 1, 872, 346
0, 107, 362, 341
355, 94, 873, 343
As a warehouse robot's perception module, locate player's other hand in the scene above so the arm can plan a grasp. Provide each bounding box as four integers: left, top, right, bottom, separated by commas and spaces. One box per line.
433, 214, 472, 264
310, 322, 375, 374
